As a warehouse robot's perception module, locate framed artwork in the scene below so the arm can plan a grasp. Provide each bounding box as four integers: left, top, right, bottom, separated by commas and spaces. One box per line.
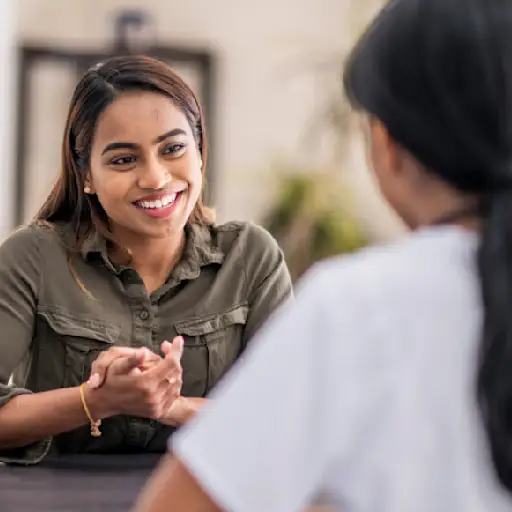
14, 43, 216, 225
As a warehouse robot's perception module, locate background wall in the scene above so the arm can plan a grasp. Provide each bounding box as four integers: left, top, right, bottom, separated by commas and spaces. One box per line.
0, 0, 16, 240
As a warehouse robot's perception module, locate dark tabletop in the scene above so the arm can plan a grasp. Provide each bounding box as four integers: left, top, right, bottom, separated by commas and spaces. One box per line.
0, 454, 163, 512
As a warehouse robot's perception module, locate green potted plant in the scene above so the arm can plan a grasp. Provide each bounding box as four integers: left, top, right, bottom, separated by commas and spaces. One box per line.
263, 170, 368, 282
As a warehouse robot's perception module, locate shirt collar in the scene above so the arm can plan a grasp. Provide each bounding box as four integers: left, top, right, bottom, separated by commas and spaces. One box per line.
80, 223, 225, 281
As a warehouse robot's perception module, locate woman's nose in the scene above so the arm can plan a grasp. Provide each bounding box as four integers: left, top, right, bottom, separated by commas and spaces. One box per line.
137, 157, 170, 190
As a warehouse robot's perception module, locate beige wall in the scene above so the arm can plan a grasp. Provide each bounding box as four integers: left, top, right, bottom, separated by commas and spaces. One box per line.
0, 0, 16, 239
16, 0, 403, 238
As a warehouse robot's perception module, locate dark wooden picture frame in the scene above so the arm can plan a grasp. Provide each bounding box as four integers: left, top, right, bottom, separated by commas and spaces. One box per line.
14, 43, 216, 226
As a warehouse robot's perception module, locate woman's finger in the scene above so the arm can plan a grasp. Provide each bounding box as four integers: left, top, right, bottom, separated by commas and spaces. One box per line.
109, 349, 149, 376
161, 336, 184, 357
90, 347, 162, 388
147, 339, 183, 382
89, 347, 143, 387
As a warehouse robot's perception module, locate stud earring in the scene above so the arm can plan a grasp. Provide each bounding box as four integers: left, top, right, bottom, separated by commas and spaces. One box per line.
84, 186, 92, 194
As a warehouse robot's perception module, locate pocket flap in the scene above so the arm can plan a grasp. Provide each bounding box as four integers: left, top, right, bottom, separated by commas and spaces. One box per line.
175, 305, 249, 336
38, 308, 119, 344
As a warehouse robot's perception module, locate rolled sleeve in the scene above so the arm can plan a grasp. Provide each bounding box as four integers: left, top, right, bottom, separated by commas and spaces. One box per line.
0, 384, 51, 465
0, 226, 49, 465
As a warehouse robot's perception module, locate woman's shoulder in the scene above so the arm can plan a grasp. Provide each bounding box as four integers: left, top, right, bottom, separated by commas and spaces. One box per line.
0, 222, 68, 259
213, 221, 278, 249
304, 226, 477, 303
211, 221, 282, 261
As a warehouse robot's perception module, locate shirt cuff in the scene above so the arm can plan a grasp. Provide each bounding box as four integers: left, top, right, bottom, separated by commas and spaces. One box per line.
0, 386, 52, 465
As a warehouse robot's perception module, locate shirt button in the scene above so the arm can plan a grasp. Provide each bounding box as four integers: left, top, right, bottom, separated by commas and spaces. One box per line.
139, 310, 149, 320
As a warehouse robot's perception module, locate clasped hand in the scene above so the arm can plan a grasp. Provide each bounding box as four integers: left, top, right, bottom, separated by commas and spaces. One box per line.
84, 337, 184, 422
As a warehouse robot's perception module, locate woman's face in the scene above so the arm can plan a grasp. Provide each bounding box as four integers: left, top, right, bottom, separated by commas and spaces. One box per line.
86, 91, 203, 240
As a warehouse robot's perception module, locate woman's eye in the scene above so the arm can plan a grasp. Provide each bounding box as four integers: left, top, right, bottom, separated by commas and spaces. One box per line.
163, 143, 186, 155
110, 155, 136, 166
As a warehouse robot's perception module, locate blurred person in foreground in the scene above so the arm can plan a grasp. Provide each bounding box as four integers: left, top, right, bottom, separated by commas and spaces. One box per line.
0, 55, 291, 464
135, 0, 512, 510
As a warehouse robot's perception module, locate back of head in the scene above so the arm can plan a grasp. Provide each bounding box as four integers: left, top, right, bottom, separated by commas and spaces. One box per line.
344, 0, 512, 492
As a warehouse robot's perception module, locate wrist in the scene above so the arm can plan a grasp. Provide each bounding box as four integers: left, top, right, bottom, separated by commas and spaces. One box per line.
161, 397, 205, 427
81, 383, 117, 420
180, 397, 203, 422
159, 396, 188, 427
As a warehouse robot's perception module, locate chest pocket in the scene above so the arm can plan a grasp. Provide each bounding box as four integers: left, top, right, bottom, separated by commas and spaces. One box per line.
174, 304, 249, 397
38, 308, 120, 389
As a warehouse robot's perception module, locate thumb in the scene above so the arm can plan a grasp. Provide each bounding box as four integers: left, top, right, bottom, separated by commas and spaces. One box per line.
110, 348, 148, 375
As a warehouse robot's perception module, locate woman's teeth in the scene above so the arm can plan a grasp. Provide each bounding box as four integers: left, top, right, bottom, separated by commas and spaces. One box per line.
135, 193, 178, 209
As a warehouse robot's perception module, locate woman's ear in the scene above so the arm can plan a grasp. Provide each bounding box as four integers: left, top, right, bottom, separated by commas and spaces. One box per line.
369, 118, 412, 180
83, 173, 95, 195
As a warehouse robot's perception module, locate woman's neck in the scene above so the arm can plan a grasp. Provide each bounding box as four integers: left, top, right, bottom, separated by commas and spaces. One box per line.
406, 178, 483, 232
110, 228, 186, 289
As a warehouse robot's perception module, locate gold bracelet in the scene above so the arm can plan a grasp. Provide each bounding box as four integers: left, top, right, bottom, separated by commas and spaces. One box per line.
79, 383, 102, 437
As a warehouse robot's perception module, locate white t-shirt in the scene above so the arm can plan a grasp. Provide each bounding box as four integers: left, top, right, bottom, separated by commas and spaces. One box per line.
172, 226, 512, 512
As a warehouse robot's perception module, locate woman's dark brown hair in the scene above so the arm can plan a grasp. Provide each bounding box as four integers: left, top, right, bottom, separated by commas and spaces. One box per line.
35, 54, 213, 253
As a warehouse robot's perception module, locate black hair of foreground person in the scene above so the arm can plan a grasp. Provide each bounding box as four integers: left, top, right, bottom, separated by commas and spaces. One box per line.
343, 0, 512, 492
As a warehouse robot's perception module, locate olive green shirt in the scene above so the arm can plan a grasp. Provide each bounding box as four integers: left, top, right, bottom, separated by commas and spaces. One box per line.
0, 221, 292, 465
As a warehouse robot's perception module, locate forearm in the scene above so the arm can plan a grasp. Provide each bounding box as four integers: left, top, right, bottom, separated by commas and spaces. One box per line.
0, 386, 91, 450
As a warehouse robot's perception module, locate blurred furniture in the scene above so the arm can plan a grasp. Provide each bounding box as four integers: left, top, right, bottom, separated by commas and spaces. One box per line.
263, 172, 368, 281
1, 454, 336, 511
1, 453, 162, 511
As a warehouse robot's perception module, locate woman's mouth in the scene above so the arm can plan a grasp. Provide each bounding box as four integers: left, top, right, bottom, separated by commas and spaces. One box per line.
133, 191, 183, 219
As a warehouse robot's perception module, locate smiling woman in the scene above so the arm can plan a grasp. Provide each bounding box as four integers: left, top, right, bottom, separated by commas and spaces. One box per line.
0, 55, 292, 464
